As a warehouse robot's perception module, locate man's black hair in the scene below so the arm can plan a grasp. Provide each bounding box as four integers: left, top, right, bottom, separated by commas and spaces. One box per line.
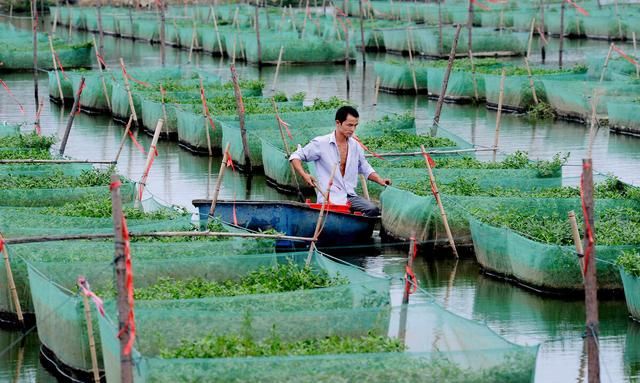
335, 105, 359, 123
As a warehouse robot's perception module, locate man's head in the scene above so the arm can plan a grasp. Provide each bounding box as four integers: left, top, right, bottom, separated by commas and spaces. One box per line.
335, 106, 359, 138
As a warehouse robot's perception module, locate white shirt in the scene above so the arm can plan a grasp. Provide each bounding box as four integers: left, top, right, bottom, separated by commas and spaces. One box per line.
289, 131, 375, 204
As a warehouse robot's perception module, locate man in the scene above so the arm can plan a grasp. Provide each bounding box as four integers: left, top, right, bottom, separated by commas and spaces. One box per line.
289, 106, 391, 217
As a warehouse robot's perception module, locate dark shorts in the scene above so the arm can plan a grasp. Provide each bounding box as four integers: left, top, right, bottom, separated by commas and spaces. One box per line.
348, 195, 381, 217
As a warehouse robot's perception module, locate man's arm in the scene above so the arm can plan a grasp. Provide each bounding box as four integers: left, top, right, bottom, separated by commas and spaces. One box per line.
368, 172, 391, 186
290, 158, 317, 187
357, 144, 391, 186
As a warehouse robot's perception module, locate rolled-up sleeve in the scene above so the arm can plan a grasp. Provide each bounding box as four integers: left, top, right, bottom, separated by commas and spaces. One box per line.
289, 138, 321, 162
357, 146, 375, 179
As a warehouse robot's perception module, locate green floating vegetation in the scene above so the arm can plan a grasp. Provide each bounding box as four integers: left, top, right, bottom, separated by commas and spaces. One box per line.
0, 167, 116, 189
99, 261, 347, 300
616, 250, 640, 277
41, 196, 187, 220
0, 148, 52, 160
473, 206, 640, 246
401, 176, 639, 199
360, 130, 456, 152
161, 332, 405, 359
526, 101, 556, 120
0, 133, 56, 150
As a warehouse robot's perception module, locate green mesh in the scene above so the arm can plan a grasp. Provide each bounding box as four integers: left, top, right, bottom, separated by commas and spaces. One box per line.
607, 101, 640, 135
97, 300, 537, 383
0, 180, 134, 207
0, 36, 92, 70
588, 57, 639, 81
70, 72, 112, 112
469, 216, 632, 291
242, 35, 356, 64
140, 97, 179, 136
583, 16, 627, 40
0, 163, 101, 177
175, 105, 223, 152
27, 249, 387, 374
427, 68, 485, 102
0, 123, 20, 137
374, 62, 429, 93
47, 71, 74, 100
621, 269, 640, 321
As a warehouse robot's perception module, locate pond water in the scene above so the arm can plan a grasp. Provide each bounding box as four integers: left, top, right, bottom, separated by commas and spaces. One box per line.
1, 13, 640, 382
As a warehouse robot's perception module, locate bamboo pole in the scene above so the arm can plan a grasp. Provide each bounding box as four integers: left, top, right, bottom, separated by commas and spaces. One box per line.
92, 36, 112, 112
59, 76, 85, 156
492, 68, 506, 161
211, 6, 223, 56
136, 118, 163, 207
230, 65, 252, 172
78, 279, 101, 383
307, 163, 338, 265
96, 0, 104, 48
540, 0, 545, 63
359, 174, 370, 200
110, 175, 134, 383
255, 0, 262, 66
432, 24, 463, 127
420, 145, 458, 258
271, 46, 284, 91
599, 43, 614, 83
273, 101, 305, 203
438, 0, 443, 53
114, 115, 134, 163
48, 36, 64, 104
209, 142, 231, 218
582, 157, 600, 383
524, 57, 539, 105
158, 1, 166, 65
199, 78, 213, 156
527, 17, 535, 60
0, 237, 24, 329
402, 235, 416, 304
634, 32, 639, 79
406, 28, 418, 94
119, 58, 140, 129
568, 210, 584, 272
358, 0, 366, 66
373, 76, 380, 106
345, 11, 351, 96
5, 230, 316, 245
52, 3, 59, 34
187, 19, 196, 64
31, 0, 39, 108
160, 85, 168, 136
559, 1, 565, 69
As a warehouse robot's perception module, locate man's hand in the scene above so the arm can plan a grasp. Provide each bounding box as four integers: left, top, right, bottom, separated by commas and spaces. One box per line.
302, 173, 318, 188
379, 178, 392, 186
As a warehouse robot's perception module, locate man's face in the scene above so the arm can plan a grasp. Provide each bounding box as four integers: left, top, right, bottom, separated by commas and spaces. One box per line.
336, 114, 359, 138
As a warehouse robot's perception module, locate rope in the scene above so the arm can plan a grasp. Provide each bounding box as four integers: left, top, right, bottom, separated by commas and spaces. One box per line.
0, 79, 25, 115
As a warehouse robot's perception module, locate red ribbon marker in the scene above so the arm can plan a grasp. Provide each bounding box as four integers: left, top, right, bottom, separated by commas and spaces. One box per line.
199, 84, 217, 132
54, 52, 68, 80
471, 0, 491, 11
96, 53, 108, 69
77, 277, 106, 316
403, 238, 419, 296
565, 0, 589, 16
612, 45, 639, 67
119, 61, 151, 88
536, 26, 549, 45
76, 81, 86, 115
0, 79, 25, 115
225, 148, 235, 171
127, 130, 146, 155
422, 151, 436, 168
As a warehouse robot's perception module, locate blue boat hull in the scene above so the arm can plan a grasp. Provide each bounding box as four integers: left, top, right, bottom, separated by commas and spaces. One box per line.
192, 200, 378, 248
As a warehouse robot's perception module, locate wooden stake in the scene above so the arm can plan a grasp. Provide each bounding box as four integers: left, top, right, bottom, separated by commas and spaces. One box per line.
110, 175, 134, 383
48, 36, 65, 104
559, 1, 565, 69
420, 145, 458, 258
160, 85, 168, 136
524, 57, 539, 105
373, 76, 380, 106
599, 43, 614, 83
0, 237, 24, 329
359, 174, 370, 200
432, 24, 463, 127
527, 17, 536, 60
402, 235, 416, 304
78, 279, 101, 383
31, 0, 39, 108
96, 0, 104, 48
59, 76, 84, 156
209, 142, 231, 218
307, 163, 338, 265
199, 78, 213, 156
271, 46, 284, 91
92, 36, 112, 112
188, 19, 196, 64
438, 0, 443, 52
136, 118, 163, 207
273, 102, 304, 202
581, 157, 600, 383
406, 28, 418, 94
540, 0, 545, 63
119, 58, 140, 129
52, 3, 59, 34
230, 65, 252, 171
568, 210, 584, 272
114, 115, 134, 163
492, 68, 506, 160
344, 12, 351, 96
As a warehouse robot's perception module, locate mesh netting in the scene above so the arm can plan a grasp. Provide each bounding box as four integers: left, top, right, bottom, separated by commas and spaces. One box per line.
621, 269, 640, 321
607, 101, 640, 135
0, 33, 92, 71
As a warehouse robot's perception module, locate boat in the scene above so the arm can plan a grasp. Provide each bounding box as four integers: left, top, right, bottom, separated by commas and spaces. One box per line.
192, 199, 379, 248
